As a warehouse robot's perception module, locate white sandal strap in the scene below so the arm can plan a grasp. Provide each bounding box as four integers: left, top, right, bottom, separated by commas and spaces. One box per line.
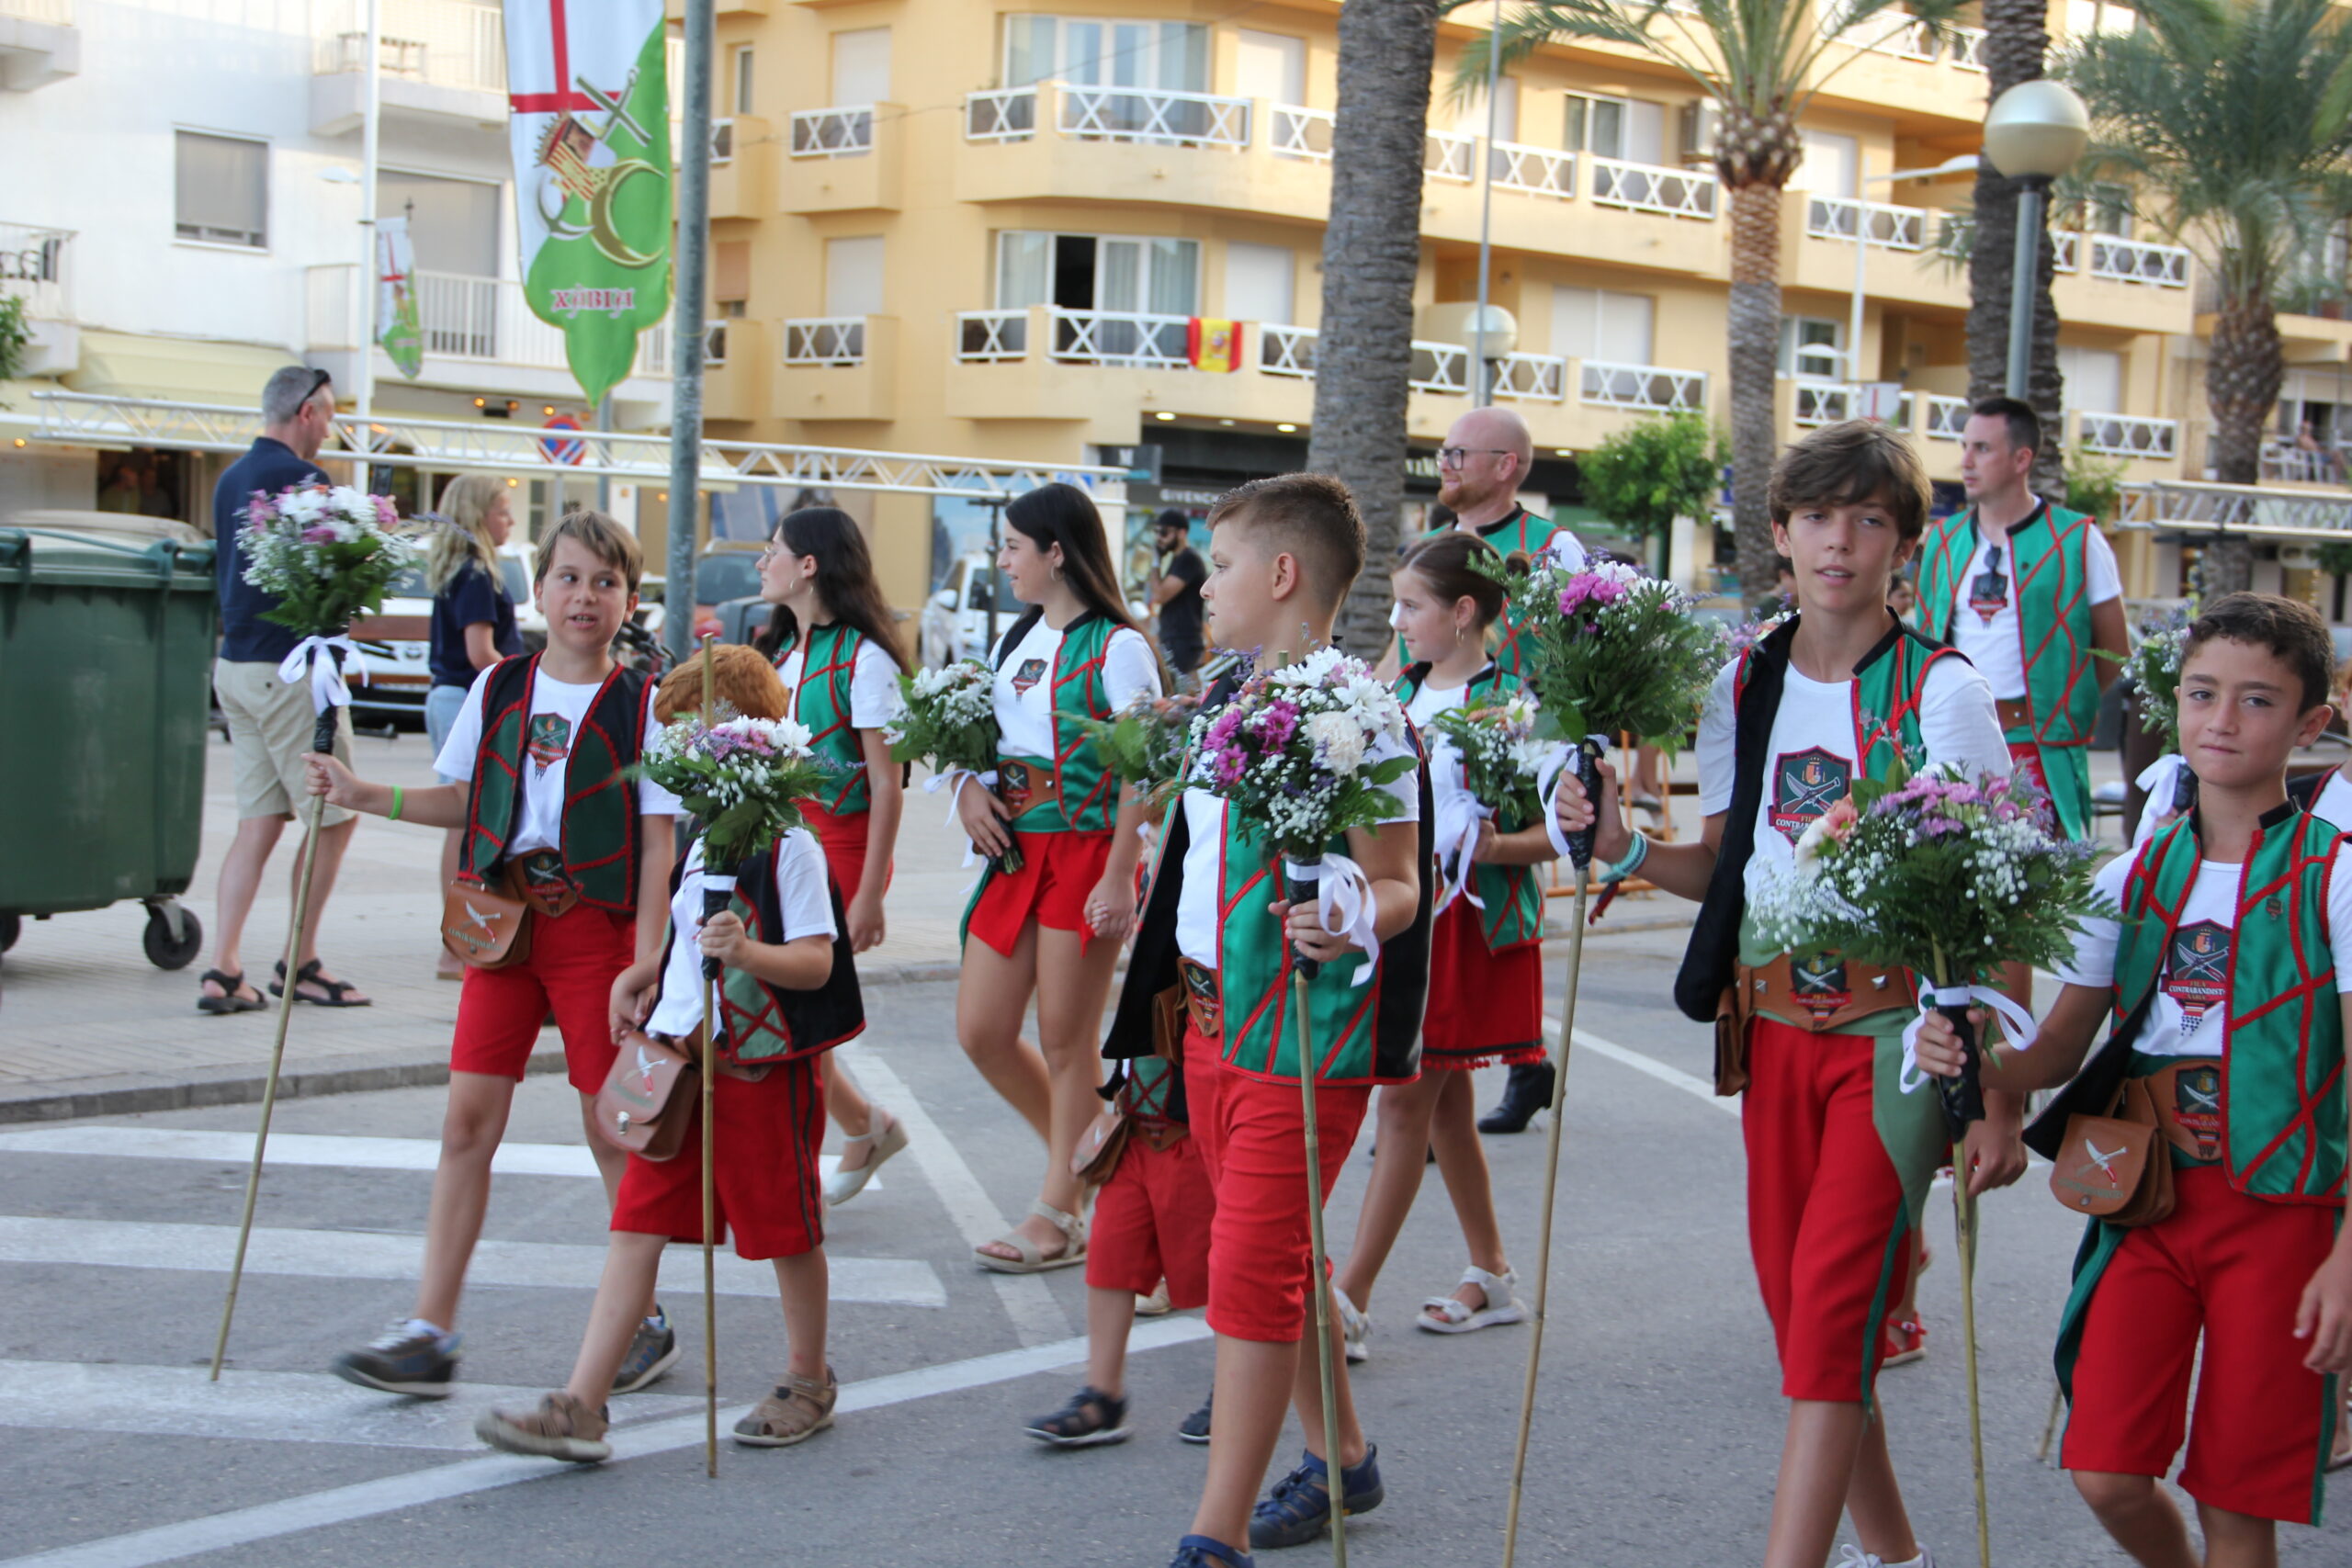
1029, 1200, 1084, 1247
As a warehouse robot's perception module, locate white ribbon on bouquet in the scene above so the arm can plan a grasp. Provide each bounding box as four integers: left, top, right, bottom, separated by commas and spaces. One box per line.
276, 635, 369, 715
1430, 792, 1492, 915
1898, 984, 2039, 1096
1283, 854, 1380, 987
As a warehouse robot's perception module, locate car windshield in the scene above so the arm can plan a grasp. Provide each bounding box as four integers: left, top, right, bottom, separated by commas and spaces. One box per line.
499, 558, 529, 604
387, 565, 430, 600
695, 553, 763, 604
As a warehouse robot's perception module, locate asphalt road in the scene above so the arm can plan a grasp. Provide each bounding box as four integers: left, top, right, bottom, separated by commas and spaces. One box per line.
4, 941, 2346, 1566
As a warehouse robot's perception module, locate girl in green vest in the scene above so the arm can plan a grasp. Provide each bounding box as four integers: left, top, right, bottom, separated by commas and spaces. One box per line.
1330, 531, 1555, 1362
957, 483, 1163, 1272
754, 506, 911, 1207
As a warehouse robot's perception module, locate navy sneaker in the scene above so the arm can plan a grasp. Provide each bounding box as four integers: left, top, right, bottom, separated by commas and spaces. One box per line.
1023, 1383, 1131, 1447
1178, 1391, 1213, 1444
1170, 1534, 1255, 1568
612, 1313, 679, 1395
331, 1322, 459, 1398
1249, 1445, 1384, 1550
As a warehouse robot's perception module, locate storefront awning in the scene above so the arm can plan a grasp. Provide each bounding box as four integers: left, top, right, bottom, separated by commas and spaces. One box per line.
63, 333, 302, 408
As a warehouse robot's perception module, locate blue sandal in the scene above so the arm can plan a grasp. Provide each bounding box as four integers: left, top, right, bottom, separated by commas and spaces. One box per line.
1249, 1445, 1384, 1550
1170, 1535, 1254, 1568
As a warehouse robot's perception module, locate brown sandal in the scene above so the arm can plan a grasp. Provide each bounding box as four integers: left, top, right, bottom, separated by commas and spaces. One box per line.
732, 1368, 837, 1447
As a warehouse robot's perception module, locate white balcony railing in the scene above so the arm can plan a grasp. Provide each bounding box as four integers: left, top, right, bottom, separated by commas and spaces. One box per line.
1270, 104, 1333, 160
791, 105, 874, 158
1921, 394, 1970, 440
1059, 84, 1250, 147
1492, 352, 1567, 400
1949, 26, 1988, 69
2079, 412, 2179, 459
1261, 322, 1317, 377
309, 266, 669, 378
783, 317, 866, 367
1579, 360, 1709, 413
1425, 130, 1477, 183
956, 310, 1028, 361
2088, 234, 2192, 288
0, 222, 69, 319
1793, 381, 1860, 425
1411, 339, 1469, 394
2053, 231, 2080, 273
312, 0, 505, 96
1490, 141, 1576, 199
1806, 196, 1928, 250
1050, 307, 1191, 367
1590, 155, 1719, 220
965, 87, 1035, 141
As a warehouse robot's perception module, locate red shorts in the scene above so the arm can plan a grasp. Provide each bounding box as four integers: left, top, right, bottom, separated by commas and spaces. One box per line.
1421, 900, 1545, 1070
609, 1055, 828, 1261
451, 902, 635, 1092
1742, 1016, 1917, 1403
965, 829, 1115, 956
1086, 1131, 1216, 1305
1183, 1020, 1373, 1343
802, 803, 887, 904
2064, 1167, 2342, 1524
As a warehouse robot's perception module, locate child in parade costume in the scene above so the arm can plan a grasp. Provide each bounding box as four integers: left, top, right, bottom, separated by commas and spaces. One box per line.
479, 651, 865, 1461
753, 505, 912, 1207
1916, 593, 2352, 1564
1103, 473, 1431, 1568
1555, 423, 2029, 1568
306, 512, 683, 1401
1329, 531, 1555, 1360
957, 483, 1165, 1273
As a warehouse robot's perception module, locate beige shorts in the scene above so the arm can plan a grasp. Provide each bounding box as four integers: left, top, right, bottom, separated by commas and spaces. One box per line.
213, 658, 356, 825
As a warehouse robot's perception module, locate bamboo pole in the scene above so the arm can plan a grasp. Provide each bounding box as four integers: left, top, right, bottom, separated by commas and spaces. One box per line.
1952, 1163, 1992, 1568
697, 635, 719, 1477
1289, 961, 1346, 1568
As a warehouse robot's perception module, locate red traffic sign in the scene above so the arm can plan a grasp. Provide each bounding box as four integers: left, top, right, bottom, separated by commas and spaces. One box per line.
539, 412, 585, 466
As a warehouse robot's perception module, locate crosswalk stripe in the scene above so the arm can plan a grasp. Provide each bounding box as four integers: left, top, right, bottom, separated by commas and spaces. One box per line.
0, 1216, 945, 1306
0, 1360, 703, 1451
0, 1125, 876, 1188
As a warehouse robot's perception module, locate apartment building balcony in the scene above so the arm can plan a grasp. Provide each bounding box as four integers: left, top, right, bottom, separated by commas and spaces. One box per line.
304, 265, 670, 401
1788, 194, 1967, 311
1813, 14, 1988, 125
775, 315, 897, 422
709, 115, 775, 219
2050, 230, 2199, 334
0, 221, 74, 373
0, 0, 77, 90
311, 0, 506, 136
1790, 380, 2185, 484
782, 103, 903, 213
702, 317, 766, 424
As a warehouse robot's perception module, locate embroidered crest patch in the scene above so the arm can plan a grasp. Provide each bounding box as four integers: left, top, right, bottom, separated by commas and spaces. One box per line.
2163, 920, 2232, 1032
527, 712, 572, 773
1010, 658, 1048, 696
1770, 746, 1849, 843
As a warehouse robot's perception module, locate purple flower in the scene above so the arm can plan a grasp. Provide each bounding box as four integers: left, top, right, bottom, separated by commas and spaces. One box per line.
1556, 574, 1630, 618
300, 524, 337, 544
1253, 699, 1300, 749
1212, 745, 1250, 785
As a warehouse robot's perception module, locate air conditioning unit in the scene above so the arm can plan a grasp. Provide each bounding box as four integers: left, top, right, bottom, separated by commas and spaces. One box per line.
1679, 101, 1722, 164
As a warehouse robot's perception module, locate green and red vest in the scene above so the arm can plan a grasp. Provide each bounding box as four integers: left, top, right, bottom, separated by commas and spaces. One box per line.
660, 834, 865, 1066
1394, 660, 1543, 953
462, 654, 650, 913
1401, 507, 1576, 680
993, 610, 1123, 836
1917, 502, 2104, 750
2113, 810, 2348, 1205
775, 621, 884, 817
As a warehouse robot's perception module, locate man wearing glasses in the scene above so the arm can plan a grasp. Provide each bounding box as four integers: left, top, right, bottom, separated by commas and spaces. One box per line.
1915, 396, 2129, 844
197, 366, 372, 1015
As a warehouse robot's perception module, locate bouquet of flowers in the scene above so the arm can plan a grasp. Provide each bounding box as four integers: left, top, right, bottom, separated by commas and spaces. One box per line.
2124, 603, 2193, 750
886, 659, 1022, 872
1495, 557, 1723, 864
1193, 647, 1415, 976
240, 483, 415, 637
1749, 765, 2109, 1130
1084, 691, 1201, 818
1429, 695, 1551, 830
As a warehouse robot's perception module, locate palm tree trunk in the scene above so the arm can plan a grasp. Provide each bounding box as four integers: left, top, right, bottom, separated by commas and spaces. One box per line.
1727, 181, 1783, 597
1309, 0, 1441, 657
1966, 0, 2067, 498
2201, 285, 2284, 592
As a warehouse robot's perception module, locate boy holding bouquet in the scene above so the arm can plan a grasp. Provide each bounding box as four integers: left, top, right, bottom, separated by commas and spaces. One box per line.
1105, 473, 1430, 1568
1917, 592, 2352, 1564
1556, 422, 2025, 1568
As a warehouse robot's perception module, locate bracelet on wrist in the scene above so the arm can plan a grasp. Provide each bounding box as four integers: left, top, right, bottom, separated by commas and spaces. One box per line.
387, 784, 403, 822
1600, 832, 1650, 885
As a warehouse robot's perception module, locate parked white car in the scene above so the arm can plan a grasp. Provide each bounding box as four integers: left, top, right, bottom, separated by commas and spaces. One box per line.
348, 542, 540, 723
919, 554, 1010, 669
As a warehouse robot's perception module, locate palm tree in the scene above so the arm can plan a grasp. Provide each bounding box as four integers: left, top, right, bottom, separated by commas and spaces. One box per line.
1476, 0, 1963, 594
1966, 0, 2068, 499
2065, 0, 2352, 589
1311, 0, 1445, 656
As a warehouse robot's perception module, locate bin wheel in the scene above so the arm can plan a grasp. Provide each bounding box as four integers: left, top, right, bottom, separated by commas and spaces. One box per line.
142, 907, 204, 971
0, 914, 17, 953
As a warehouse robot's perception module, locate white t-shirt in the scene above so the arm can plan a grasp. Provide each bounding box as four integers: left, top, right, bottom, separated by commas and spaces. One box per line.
992, 616, 1162, 760
1942, 504, 2121, 701
1404, 680, 1473, 819
646, 829, 837, 1038
2131, 757, 2352, 847
778, 633, 901, 732
1696, 652, 2013, 908
434, 664, 683, 851
2057, 842, 2352, 1057
1458, 515, 1587, 572
1174, 733, 1420, 968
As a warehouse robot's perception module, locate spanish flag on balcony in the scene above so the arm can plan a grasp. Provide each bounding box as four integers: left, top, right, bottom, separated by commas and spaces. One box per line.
1188, 318, 1240, 374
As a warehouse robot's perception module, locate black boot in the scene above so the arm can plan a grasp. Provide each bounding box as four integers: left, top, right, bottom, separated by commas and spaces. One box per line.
1477, 1060, 1555, 1134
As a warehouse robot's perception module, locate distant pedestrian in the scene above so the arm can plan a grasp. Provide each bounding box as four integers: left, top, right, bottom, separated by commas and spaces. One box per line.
424, 475, 524, 980
1148, 508, 1207, 678
196, 365, 372, 1015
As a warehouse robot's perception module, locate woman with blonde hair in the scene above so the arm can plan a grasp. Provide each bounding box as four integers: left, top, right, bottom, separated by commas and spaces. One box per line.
425, 473, 523, 979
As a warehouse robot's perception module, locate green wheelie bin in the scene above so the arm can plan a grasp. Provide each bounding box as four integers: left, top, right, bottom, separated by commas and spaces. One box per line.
0, 519, 218, 968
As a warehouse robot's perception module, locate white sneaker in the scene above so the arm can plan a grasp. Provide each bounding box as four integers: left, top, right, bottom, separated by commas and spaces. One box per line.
1333, 1285, 1370, 1364
825, 1110, 909, 1207
1837, 1546, 1932, 1568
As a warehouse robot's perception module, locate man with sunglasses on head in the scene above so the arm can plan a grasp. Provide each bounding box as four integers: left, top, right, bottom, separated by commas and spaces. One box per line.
1915, 396, 2129, 846
197, 365, 373, 1016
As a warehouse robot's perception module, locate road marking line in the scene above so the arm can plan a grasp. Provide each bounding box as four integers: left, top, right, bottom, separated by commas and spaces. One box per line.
0, 1216, 944, 1307
0, 1126, 875, 1188
1, 1316, 1215, 1568
834, 1042, 1072, 1347
0, 1360, 702, 1451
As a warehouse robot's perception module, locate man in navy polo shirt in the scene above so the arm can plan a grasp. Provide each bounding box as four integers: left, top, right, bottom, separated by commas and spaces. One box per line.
197, 365, 372, 1014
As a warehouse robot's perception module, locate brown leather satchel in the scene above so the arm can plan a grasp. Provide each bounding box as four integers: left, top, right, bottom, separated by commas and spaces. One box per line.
1150, 983, 1186, 1063
2143, 1059, 2225, 1165
594, 1030, 700, 1161
1071, 1103, 1130, 1184
1737, 953, 1911, 1035
441, 874, 530, 969
2047, 1077, 2174, 1226
1713, 989, 1749, 1098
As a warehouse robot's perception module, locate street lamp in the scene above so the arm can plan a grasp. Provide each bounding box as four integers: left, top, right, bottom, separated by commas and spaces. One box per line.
1984, 79, 2090, 399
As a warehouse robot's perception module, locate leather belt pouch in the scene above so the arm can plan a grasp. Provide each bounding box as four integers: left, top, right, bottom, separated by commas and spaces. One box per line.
1738, 953, 1909, 1035
509, 849, 581, 919
1071, 1104, 1130, 1184
442, 874, 531, 969
595, 1030, 700, 1161
2047, 1077, 2174, 1226
1180, 960, 1223, 1040
1713, 987, 1749, 1098
1150, 982, 1186, 1064
2143, 1058, 2225, 1164
1995, 697, 2033, 731
997, 758, 1064, 820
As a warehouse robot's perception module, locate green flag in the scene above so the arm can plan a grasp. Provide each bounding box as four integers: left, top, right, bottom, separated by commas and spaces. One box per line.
375, 215, 424, 380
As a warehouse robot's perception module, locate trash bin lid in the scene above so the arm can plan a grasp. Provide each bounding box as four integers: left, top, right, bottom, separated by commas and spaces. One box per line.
11, 510, 210, 547
0, 525, 216, 591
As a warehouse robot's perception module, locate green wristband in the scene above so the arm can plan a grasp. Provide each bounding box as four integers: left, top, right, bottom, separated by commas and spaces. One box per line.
1600, 832, 1649, 885
388, 785, 403, 822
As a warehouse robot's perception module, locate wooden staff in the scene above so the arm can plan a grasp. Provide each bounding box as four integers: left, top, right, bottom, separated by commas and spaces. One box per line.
697, 634, 720, 1476
211, 648, 343, 1380
1929, 964, 1994, 1568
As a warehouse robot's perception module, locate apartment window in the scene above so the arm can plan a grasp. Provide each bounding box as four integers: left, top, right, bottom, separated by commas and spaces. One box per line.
2058, 344, 2124, 413
996, 231, 1200, 317
1224, 243, 1295, 325
1564, 94, 1664, 164
1452, 76, 1518, 142
730, 44, 755, 115
1003, 17, 1208, 92
831, 28, 890, 105
1233, 29, 1305, 106
1552, 286, 1656, 365
1790, 130, 1858, 197
175, 130, 267, 249
1779, 317, 1848, 378
2081, 183, 2133, 238
825, 237, 886, 320
2065, 0, 2137, 36
378, 170, 498, 278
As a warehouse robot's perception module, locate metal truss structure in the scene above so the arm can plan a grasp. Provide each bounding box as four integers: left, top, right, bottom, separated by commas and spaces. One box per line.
30, 392, 1129, 501
2117, 479, 2352, 540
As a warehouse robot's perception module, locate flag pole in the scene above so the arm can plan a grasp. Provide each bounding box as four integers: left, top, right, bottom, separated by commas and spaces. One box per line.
354, 0, 379, 492
696, 634, 720, 1477
664, 0, 715, 668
